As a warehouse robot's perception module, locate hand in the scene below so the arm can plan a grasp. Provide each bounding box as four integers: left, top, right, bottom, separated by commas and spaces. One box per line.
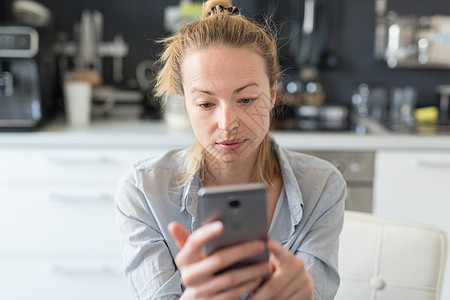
168, 221, 271, 300
249, 240, 314, 300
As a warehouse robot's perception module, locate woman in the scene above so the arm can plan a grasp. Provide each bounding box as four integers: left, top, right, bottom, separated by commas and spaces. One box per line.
115, 1, 346, 299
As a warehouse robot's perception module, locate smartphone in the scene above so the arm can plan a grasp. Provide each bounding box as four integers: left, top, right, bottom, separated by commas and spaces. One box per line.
198, 182, 269, 272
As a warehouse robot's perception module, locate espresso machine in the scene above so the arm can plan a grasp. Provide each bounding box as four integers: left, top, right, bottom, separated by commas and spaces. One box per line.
0, 25, 52, 130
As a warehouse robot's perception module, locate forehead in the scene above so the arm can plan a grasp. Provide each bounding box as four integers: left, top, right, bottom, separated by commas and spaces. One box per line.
181, 45, 269, 88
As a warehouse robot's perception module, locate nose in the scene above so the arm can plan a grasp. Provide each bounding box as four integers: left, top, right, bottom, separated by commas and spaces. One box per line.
217, 103, 239, 132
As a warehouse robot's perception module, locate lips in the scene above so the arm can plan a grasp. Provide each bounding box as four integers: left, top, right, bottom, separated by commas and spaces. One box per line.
216, 139, 246, 151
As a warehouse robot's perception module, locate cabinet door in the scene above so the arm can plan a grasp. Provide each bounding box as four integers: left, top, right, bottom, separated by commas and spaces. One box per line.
0, 256, 130, 300
373, 150, 450, 227
0, 186, 121, 254
0, 148, 165, 182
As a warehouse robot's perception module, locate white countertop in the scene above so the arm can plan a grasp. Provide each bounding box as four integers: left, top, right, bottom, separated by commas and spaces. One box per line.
1, 116, 449, 151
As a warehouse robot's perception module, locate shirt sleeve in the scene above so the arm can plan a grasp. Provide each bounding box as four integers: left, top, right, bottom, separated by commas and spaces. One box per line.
294, 172, 346, 300
115, 169, 183, 300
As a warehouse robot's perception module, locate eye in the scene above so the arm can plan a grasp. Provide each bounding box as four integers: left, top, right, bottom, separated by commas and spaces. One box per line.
240, 98, 256, 104
199, 102, 214, 109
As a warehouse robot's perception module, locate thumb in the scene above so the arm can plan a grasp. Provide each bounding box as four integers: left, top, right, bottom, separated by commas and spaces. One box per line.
268, 239, 287, 270
168, 222, 190, 249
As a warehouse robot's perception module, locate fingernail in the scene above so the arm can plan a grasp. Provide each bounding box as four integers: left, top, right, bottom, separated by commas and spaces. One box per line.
211, 221, 223, 231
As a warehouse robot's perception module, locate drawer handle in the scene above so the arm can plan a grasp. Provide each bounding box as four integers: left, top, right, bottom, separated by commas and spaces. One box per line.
49, 193, 113, 202
47, 155, 111, 165
52, 264, 113, 275
417, 160, 450, 169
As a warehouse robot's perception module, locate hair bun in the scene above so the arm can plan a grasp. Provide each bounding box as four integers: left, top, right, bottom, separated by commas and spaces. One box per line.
201, 0, 233, 19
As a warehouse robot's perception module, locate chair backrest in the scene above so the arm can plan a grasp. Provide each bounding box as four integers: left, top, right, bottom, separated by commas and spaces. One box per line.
335, 211, 448, 300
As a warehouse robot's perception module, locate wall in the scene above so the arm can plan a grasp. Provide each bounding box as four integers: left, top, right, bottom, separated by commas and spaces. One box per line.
318, 0, 450, 107
2, 0, 450, 107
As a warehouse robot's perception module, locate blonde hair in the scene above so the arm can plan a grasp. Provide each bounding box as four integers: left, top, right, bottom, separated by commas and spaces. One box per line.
155, 0, 282, 186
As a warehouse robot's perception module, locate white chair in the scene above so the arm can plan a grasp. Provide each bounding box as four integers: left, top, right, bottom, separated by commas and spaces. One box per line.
335, 211, 448, 300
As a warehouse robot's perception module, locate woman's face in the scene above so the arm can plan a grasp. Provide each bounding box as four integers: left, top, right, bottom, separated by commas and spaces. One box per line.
181, 45, 276, 167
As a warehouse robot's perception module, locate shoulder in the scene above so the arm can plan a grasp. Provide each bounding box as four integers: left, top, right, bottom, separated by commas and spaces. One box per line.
276, 145, 346, 199
275, 145, 346, 228
279, 147, 342, 179
135, 148, 187, 174
115, 149, 189, 214
118, 149, 187, 187
133, 149, 187, 170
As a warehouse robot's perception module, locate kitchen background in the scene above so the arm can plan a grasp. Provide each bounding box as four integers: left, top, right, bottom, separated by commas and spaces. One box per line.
2, 0, 450, 113
1, 1, 450, 299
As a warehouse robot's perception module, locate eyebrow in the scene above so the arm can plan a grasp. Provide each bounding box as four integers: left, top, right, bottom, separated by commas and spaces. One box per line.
190, 83, 259, 95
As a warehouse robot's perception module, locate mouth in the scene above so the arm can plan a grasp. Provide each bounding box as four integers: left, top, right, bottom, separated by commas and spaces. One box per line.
216, 139, 247, 151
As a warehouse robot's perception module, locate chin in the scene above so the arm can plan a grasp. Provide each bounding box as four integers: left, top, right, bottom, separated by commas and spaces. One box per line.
213, 154, 240, 165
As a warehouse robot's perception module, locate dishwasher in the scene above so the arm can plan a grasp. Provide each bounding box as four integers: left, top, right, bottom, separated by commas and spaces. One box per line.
303, 151, 375, 213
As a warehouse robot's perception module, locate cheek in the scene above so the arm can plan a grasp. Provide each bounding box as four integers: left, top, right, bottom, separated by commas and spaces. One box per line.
185, 106, 212, 139
243, 105, 271, 132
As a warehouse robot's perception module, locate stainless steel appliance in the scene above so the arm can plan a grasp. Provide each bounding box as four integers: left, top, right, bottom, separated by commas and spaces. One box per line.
304, 151, 375, 213
0, 26, 47, 130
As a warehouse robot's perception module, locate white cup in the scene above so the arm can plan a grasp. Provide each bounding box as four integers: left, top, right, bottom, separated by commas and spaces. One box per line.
63, 80, 92, 127
163, 94, 191, 131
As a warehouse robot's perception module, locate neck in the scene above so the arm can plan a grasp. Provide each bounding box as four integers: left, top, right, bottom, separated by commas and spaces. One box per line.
202, 153, 257, 186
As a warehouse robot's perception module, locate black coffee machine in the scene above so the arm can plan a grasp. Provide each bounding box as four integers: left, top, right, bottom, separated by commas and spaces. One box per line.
0, 25, 54, 130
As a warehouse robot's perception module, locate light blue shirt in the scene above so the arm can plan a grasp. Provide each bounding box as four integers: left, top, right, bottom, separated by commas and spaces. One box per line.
115, 142, 346, 300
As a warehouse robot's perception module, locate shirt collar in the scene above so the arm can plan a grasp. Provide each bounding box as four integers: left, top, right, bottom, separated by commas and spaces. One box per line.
180, 141, 305, 230
273, 143, 304, 226
181, 171, 202, 231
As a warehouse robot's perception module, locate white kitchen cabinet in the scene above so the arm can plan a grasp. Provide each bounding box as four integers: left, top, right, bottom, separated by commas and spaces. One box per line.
373, 149, 450, 300
0, 257, 128, 300
0, 146, 166, 300
0, 186, 119, 254
0, 148, 156, 182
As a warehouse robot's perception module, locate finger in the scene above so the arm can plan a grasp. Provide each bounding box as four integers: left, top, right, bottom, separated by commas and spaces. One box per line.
208, 240, 267, 273
253, 240, 314, 300
168, 222, 189, 248
212, 278, 263, 300
276, 270, 315, 300
273, 278, 303, 300
267, 239, 286, 259
181, 221, 224, 257
189, 261, 269, 299
249, 240, 294, 300
267, 239, 287, 269
187, 278, 262, 300
181, 240, 268, 286
172, 221, 224, 271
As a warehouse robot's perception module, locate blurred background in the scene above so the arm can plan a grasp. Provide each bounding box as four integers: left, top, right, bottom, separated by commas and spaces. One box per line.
2, 1, 450, 299
2, 0, 450, 131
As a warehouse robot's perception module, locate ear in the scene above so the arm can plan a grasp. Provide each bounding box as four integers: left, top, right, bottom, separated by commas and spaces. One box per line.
270, 82, 277, 110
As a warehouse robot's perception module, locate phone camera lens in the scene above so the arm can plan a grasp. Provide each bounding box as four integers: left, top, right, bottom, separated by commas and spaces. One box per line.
229, 198, 241, 208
